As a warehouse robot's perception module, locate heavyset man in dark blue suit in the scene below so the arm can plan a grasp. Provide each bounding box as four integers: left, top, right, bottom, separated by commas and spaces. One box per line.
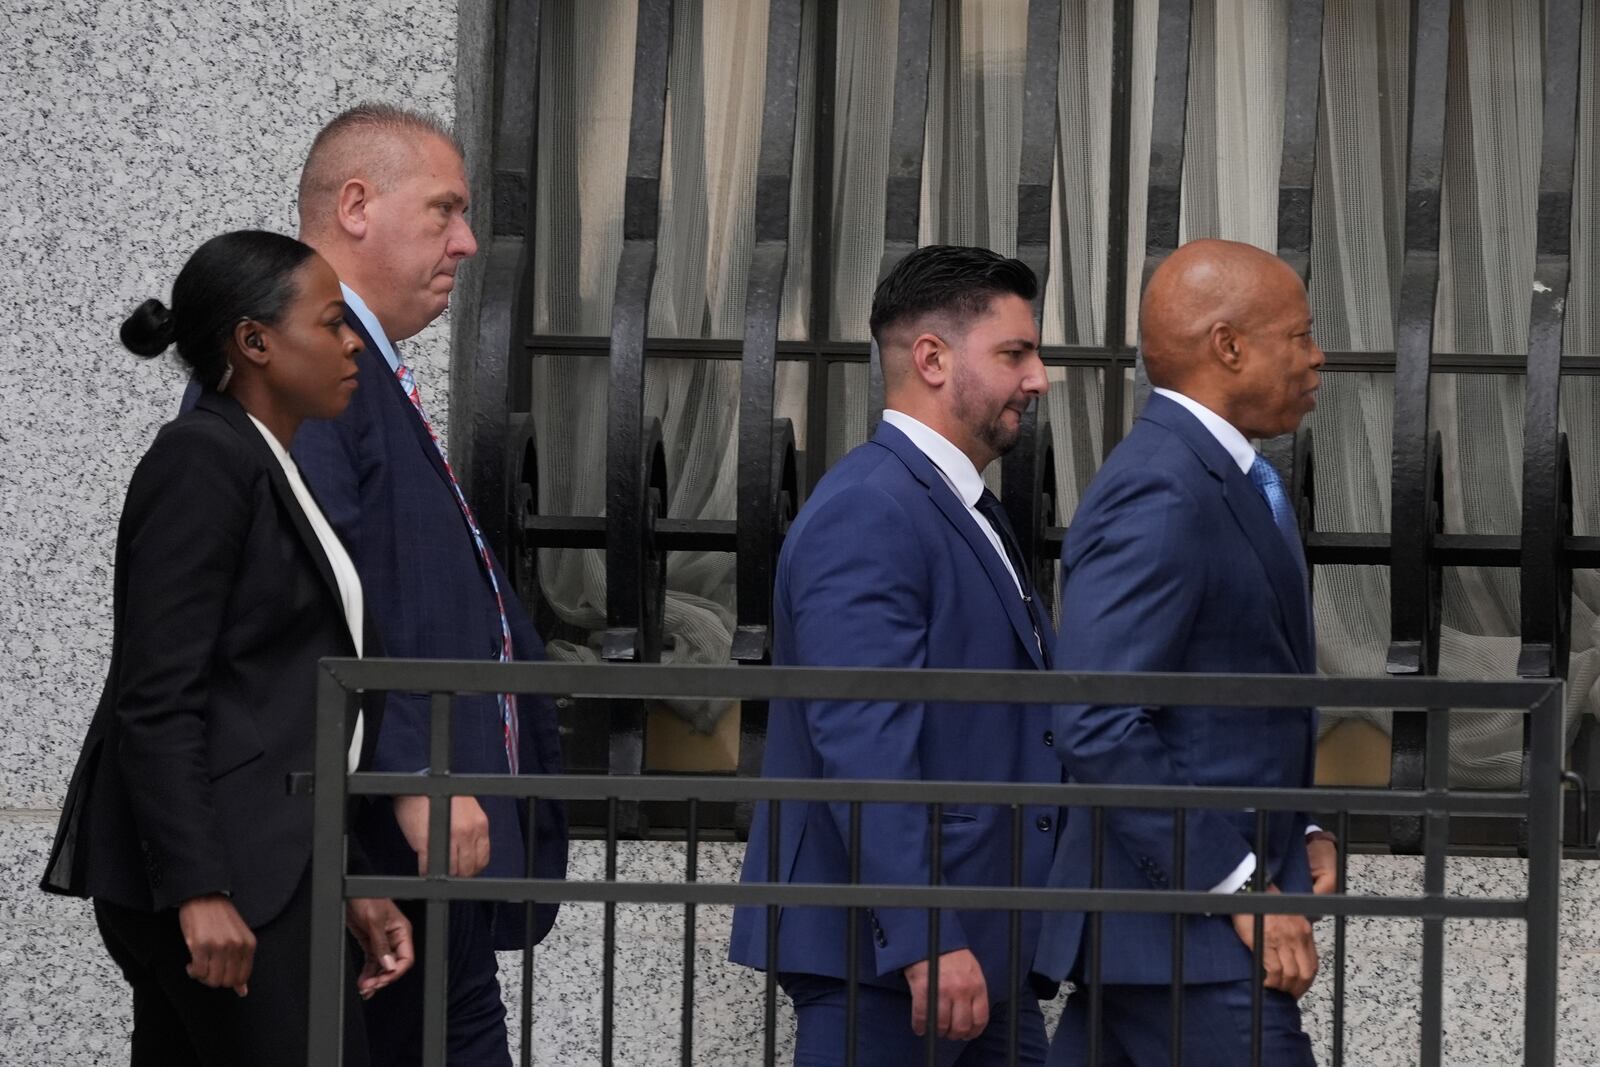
1034, 239, 1334, 1066
731, 246, 1062, 1065
186, 105, 566, 1065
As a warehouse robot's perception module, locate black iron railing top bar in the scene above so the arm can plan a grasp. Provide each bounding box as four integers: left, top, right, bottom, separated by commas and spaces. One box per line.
319, 657, 1554, 709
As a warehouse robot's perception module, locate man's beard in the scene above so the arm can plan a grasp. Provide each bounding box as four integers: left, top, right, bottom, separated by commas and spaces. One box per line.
952, 372, 1025, 458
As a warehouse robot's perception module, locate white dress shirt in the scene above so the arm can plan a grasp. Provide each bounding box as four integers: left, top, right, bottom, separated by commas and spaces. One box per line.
341, 283, 401, 373
1151, 387, 1321, 894
247, 414, 365, 774
880, 409, 1024, 596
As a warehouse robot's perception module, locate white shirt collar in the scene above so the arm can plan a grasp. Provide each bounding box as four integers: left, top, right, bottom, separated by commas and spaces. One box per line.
1152, 387, 1257, 475
246, 412, 291, 463
341, 283, 400, 372
880, 409, 988, 506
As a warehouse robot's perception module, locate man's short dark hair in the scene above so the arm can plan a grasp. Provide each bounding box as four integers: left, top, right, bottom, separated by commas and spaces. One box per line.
868, 245, 1038, 346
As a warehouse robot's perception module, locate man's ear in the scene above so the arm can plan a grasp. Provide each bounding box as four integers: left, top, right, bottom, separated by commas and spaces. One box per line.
1210, 321, 1243, 371
233, 319, 271, 368
336, 178, 373, 239
909, 331, 949, 386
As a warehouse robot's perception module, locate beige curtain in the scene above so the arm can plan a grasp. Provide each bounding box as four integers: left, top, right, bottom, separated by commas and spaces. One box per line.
528, 0, 1600, 780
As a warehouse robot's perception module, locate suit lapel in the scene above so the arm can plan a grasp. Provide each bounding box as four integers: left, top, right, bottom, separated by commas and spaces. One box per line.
194, 391, 352, 654
872, 424, 1047, 670
1141, 395, 1315, 672
343, 311, 460, 494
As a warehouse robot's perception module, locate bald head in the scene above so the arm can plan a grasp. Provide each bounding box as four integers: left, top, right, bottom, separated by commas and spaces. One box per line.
1140, 239, 1323, 439
297, 103, 463, 238
1141, 239, 1303, 389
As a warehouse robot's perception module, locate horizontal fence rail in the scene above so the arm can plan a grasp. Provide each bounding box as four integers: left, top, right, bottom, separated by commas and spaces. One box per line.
306, 661, 1563, 1067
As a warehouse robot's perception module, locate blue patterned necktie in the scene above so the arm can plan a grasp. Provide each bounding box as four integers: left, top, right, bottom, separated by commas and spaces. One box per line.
1248, 455, 1306, 575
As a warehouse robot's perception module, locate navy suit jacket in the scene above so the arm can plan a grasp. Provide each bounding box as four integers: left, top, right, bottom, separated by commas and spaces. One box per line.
182, 315, 566, 947
729, 421, 1060, 1002
1032, 393, 1318, 987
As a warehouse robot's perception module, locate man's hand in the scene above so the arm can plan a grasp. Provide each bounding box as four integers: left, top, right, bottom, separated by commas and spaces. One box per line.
345, 898, 416, 999
904, 948, 989, 1041
1307, 835, 1338, 896
1231, 886, 1318, 999
393, 795, 491, 877
177, 894, 255, 996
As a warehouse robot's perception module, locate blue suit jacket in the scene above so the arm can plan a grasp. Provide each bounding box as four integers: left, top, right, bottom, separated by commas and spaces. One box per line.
183, 316, 566, 946
729, 422, 1061, 1002
1032, 393, 1318, 987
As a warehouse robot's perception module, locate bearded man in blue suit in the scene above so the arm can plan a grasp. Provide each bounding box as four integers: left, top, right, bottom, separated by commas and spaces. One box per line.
730, 246, 1063, 1066
1035, 239, 1336, 1066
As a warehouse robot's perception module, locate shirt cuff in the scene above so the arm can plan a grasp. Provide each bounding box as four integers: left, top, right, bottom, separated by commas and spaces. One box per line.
1306, 822, 1323, 835
1211, 852, 1257, 894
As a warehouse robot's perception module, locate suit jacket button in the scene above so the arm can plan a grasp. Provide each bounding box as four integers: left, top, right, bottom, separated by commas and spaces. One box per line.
1043, 731, 1054, 746
1035, 815, 1052, 833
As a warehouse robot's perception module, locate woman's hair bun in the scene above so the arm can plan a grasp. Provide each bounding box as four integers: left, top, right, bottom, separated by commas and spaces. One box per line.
121, 298, 177, 358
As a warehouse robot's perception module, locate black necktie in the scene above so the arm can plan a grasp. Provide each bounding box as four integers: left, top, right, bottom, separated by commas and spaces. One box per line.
975, 489, 1051, 665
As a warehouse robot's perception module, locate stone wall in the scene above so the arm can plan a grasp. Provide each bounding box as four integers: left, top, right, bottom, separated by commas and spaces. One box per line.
4, 2, 1599, 1065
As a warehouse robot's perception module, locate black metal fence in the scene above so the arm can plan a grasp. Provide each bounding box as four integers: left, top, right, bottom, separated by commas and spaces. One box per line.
306, 660, 1565, 1066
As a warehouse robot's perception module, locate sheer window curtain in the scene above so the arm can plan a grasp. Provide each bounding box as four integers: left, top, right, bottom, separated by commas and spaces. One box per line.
528, 0, 1599, 768
530, 0, 814, 731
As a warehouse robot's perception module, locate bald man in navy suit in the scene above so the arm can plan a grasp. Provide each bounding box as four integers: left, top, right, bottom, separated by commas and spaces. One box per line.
1035, 240, 1335, 1066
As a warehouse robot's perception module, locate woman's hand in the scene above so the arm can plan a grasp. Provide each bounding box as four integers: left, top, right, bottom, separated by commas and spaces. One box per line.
345, 898, 416, 999
177, 894, 256, 996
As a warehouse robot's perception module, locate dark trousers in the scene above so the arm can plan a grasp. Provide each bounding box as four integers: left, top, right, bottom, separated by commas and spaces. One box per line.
94, 871, 369, 1067
1047, 982, 1316, 1067
362, 898, 510, 1067
782, 973, 1048, 1067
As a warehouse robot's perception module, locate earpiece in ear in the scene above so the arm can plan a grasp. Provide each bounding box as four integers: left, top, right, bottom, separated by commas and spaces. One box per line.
246, 333, 265, 352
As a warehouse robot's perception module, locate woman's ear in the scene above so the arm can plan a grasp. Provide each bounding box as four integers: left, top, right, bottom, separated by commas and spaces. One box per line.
233, 319, 270, 368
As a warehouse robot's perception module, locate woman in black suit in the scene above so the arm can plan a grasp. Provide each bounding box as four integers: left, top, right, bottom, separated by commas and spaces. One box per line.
42, 230, 412, 1066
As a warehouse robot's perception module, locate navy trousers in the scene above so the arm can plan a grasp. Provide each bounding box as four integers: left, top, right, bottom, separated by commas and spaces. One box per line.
1047, 982, 1316, 1067
782, 973, 1048, 1067
363, 899, 510, 1067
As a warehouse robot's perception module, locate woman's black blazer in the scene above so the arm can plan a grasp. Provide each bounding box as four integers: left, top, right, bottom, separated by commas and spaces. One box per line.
41, 390, 379, 927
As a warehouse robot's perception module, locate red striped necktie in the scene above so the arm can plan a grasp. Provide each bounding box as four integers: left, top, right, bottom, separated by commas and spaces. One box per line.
395, 361, 520, 774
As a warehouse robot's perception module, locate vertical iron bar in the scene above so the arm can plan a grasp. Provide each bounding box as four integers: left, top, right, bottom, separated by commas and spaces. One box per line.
734, 0, 806, 669
1333, 810, 1350, 1067
603, 795, 618, 1067
680, 797, 699, 1067
867, 0, 935, 429
1008, 805, 1023, 1067
1088, 806, 1105, 1067
1169, 807, 1186, 1067
307, 670, 354, 1065
1249, 809, 1267, 1067
927, 802, 943, 1067
1420, 703, 1450, 1067
1385, 0, 1451, 855
520, 780, 540, 1067
1100, 0, 1135, 451
1275, 0, 1325, 279
1130, 0, 1193, 421
810, 0, 838, 348
846, 801, 862, 1067
765, 799, 780, 1067
1525, 685, 1564, 1066
603, 0, 673, 664
421, 692, 454, 1067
